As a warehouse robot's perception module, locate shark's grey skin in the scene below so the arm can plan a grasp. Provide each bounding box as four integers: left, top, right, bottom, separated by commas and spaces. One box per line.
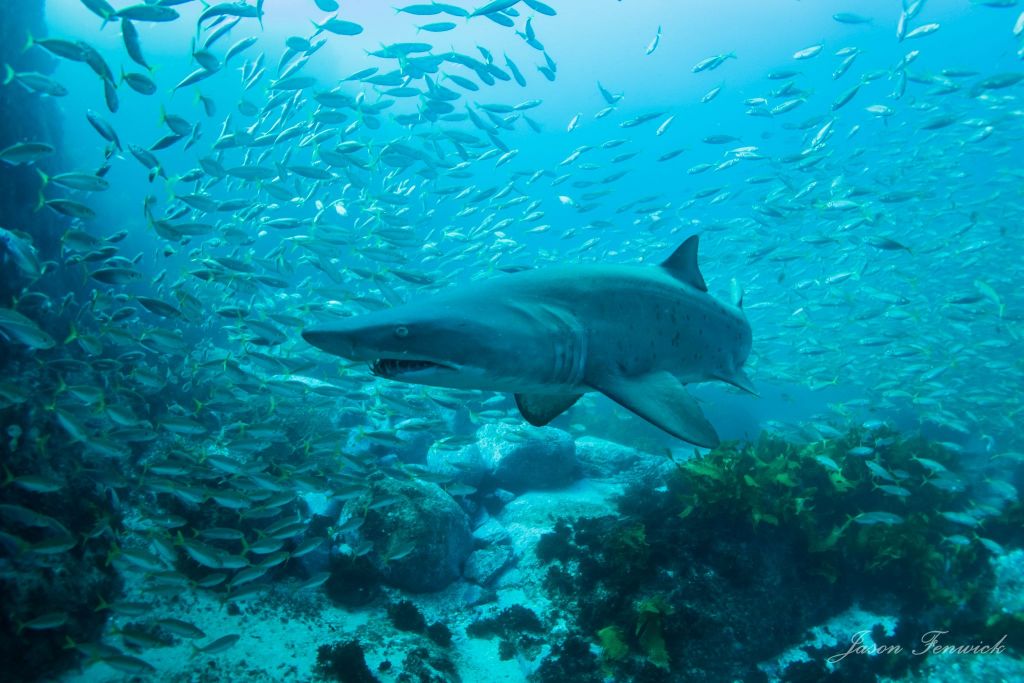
302, 235, 753, 447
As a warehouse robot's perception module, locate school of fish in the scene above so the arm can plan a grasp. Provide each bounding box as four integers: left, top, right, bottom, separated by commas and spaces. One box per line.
1, 0, 1023, 675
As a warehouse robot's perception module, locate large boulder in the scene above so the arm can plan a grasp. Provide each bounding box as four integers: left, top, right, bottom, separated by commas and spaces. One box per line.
464, 545, 516, 586
990, 548, 1024, 614
427, 423, 580, 493
574, 436, 648, 478
426, 437, 489, 485
339, 473, 472, 593
478, 423, 578, 492
574, 436, 675, 482
472, 516, 512, 546
464, 516, 516, 586
497, 481, 620, 557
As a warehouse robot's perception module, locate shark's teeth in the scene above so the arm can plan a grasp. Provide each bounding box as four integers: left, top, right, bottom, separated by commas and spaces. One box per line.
371, 358, 447, 377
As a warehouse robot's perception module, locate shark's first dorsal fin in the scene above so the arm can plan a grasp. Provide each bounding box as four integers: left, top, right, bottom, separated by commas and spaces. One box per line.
661, 235, 707, 292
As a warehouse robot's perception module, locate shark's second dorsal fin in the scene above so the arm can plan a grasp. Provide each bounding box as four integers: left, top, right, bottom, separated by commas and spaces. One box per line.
661, 235, 707, 292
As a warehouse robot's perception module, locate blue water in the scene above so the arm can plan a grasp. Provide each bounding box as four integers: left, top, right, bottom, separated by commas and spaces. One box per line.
37, 0, 1022, 449
2, 0, 1023, 680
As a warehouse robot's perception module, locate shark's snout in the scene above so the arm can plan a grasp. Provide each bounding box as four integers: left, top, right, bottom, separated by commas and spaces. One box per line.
304, 322, 460, 381
302, 326, 358, 359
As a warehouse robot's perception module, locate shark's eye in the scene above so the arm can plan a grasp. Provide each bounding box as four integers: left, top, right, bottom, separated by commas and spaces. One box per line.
394, 326, 409, 338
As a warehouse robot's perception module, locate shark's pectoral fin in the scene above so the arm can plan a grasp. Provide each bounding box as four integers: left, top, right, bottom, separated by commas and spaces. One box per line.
589, 370, 720, 448
714, 367, 758, 396
515, 393, 583, 427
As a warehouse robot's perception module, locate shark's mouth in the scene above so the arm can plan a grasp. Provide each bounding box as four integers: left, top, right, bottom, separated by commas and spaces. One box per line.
371, 358, 454, 378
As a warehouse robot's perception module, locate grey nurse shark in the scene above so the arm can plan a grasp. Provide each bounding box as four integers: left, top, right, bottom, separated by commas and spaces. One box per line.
302, 235, 754, 447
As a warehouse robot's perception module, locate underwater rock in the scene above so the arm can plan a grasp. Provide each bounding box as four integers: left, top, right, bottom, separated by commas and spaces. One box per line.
536, 510, 846, 681
460, 583, 486, 608
497, 482, 619, 557
530, 424, 1024, 681
459, 583, 500, 610
346, 474, 471, 592
574, 435, 675, 481
472, 516, 512, 546
427, 423, 579, 492
294, 531, 333, 577
325, 556, 381, 608
478, 423, 579, 492
426, 437, 489, 485
573, 435, 647, 477
301, 491, 340, 519
391, 428, 441, 466
490, 488, 516, 506
758, 606, 900, 680
464, 544, 517, 586
990, 548, 1024, 615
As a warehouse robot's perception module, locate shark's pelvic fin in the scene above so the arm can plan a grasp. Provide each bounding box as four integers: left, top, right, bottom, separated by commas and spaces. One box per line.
661, 235, 707, 292
588, 369, 720, 448
514, 393, 583, 427
714, 367, 758, 396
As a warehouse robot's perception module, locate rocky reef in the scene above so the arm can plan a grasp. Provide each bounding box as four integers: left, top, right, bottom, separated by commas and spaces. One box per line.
301, 423, 1023, 682
528, 427, 1022, 681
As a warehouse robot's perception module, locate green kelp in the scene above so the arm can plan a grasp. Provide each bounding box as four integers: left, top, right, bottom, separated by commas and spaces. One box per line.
634, 595, 671, 670
673, 428, 1002, 607
533, 426, 1021, 681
